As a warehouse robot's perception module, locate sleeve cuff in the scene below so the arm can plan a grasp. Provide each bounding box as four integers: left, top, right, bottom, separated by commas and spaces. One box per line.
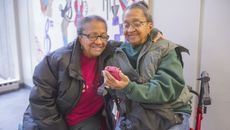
121, 81, 135, 94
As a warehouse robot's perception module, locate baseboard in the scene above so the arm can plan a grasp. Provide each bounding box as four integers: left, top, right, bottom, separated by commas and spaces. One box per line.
0, 81, 20, 94
19, 83, 32, 89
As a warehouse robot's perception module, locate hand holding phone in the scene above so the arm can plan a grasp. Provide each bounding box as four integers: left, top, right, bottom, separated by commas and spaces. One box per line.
105, 66, 121, 81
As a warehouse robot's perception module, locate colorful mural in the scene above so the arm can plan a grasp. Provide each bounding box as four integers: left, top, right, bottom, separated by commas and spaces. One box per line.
32, 0, 148, 66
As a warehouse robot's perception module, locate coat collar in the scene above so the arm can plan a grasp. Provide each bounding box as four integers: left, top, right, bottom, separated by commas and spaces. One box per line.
68, 39, 119, 80
68, 39, 83, 80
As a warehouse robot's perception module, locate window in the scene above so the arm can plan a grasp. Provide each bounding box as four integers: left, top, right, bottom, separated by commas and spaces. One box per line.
0, 0, 20, 86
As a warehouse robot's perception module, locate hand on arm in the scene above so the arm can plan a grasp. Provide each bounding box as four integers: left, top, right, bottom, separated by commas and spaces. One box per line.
153, 32, 165, 43
151, 28, 166, 43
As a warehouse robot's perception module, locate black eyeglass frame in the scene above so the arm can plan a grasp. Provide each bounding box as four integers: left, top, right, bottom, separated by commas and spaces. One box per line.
122, 21, 148, 30
80, 33, 110, 41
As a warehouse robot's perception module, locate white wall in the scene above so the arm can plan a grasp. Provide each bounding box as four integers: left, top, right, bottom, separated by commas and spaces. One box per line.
200, 0, 230, 130
153, 0, 230, 129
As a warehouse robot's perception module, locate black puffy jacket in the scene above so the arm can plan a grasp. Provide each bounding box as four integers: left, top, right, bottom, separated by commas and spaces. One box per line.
22, 39, 120, 130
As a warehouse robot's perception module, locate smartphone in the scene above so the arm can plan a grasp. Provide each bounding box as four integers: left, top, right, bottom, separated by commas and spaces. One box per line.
105, 66, 121, 81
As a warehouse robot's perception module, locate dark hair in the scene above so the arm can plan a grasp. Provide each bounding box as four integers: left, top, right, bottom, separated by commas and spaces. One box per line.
124, 1, 153, 22
77, 15, 107, 35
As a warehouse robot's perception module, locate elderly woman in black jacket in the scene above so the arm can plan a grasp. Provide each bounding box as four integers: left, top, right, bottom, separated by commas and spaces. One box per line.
22, 15, 119, 130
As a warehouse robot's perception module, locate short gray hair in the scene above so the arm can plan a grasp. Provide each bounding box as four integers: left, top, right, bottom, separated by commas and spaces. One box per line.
77, 15, 107, 35
124, 1, 153, 22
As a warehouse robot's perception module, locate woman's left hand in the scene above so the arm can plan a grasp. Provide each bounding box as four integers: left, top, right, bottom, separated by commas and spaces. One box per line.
103, 70, 129, 90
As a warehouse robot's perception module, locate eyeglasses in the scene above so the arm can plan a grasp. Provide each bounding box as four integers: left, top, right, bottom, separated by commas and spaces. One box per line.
81, 33, 110, 41
123, 21, 148, 30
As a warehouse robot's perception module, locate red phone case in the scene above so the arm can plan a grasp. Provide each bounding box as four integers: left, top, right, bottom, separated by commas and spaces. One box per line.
105, 66, 121, 81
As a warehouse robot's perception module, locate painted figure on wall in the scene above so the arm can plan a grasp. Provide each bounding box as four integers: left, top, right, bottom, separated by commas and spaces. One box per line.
74, 0, 88, 27
59, 0, 88, 46
59, 0, 73, 46
40, 0, 54, 54
40, 0, 53, 17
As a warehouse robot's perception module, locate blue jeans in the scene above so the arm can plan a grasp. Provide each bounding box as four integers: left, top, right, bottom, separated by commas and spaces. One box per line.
168, 113, 190, 130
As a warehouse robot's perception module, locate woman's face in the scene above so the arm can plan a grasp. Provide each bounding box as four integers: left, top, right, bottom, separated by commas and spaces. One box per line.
123, 8, 153, 46
79, 20, 108, 58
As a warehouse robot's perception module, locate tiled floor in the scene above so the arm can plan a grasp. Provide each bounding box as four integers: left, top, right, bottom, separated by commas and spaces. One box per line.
0, 87, 31, 130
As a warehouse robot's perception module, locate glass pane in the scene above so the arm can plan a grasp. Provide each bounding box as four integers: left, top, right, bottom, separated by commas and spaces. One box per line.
0, 0, 19, 84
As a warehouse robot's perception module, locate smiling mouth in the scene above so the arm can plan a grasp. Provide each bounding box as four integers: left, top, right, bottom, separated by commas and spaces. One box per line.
92, 45, 104, 50
127, 35, 138, 39
128, 35, 136, 37
127, 33, 138, 37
